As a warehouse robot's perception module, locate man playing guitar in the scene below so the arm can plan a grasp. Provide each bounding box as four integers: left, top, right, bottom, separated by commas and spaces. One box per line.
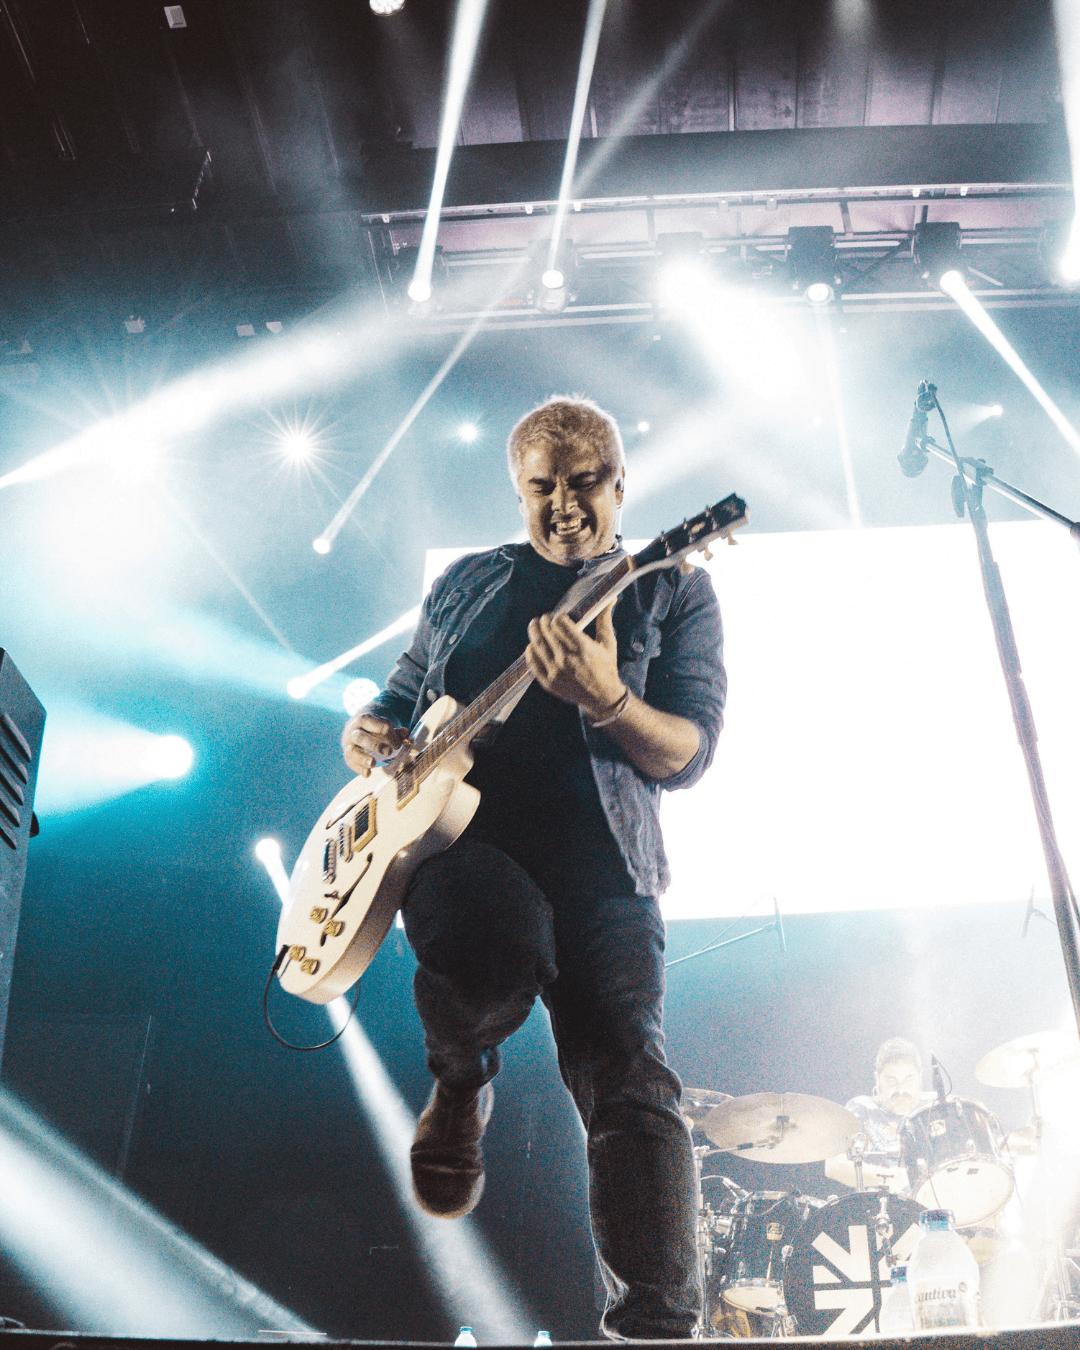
341, 396, 726, 1340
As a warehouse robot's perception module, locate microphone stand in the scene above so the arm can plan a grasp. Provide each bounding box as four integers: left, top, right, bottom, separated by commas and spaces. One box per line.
909, 391, 1080, 1035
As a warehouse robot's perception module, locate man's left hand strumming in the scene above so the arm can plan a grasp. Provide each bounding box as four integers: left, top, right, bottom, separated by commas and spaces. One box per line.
526, 604, 702, 781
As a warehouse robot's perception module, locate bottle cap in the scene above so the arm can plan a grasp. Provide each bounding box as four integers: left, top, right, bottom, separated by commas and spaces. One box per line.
919, 1208, 955, 1229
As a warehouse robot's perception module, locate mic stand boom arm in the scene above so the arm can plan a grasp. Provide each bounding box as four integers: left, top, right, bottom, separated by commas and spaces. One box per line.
920, 438, 1080, 550
918, 393, 1080, 1035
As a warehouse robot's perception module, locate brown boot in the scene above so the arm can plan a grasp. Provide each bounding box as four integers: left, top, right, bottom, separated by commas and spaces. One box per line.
410, 1081, 494, 1218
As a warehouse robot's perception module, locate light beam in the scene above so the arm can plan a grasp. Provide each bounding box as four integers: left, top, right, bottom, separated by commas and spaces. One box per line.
314, 315, 496, 551
255, 848, 534, 1341
288, 605, 422, 700
545, 0, 608, 282
1053, 0, 1080, 278
814, 307, 863, 527
408, 0, 489, 303
939, 270, 1080, 457
0, 1090, 314, 1337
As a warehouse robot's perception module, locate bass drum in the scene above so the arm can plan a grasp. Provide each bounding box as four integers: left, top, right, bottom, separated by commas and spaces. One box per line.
783, 1193, 925, 1338
900, 1096, 1013, 1227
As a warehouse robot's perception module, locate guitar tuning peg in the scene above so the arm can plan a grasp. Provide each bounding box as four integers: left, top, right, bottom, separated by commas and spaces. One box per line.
700, 547, 714, 562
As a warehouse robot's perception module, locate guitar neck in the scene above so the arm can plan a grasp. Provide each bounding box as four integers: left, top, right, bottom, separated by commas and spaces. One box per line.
400, 553, 636, 793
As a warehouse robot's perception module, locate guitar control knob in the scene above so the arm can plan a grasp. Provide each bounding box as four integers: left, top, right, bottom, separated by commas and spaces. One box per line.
288, 945, 306, 962
323, 920, 345, 938
310, 907, 329, 923
300, 958, 320, 975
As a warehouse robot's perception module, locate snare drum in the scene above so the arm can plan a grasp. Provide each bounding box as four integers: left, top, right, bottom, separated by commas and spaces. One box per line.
717, 1192, 804, 1312
900, 1097, 1013, 1227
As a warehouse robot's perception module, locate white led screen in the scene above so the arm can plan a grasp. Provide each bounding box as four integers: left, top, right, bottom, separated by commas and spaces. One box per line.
426, 521, 1080, 919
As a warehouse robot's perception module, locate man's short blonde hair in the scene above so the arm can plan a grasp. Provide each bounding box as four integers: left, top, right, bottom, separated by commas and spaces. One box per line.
506, 395, 626, 486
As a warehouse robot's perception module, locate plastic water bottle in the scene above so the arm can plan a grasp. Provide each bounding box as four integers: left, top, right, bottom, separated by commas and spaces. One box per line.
907, 1209, 980, 1329
533, 1333, 552, 1347
878, 1265, 913, 1335
454, 1329, 477, 1347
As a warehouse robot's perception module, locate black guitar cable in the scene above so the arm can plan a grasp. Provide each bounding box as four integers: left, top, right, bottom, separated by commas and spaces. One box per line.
262, 944, 363, 1052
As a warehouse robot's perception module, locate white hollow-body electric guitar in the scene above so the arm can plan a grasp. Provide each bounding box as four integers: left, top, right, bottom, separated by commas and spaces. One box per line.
276, 494, 747, 1004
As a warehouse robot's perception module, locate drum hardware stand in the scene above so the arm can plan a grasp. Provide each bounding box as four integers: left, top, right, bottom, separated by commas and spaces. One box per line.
767, 1252, 799, 1339
874, 1192, 895, 1249
848, 1130, 868, 1192
900, 383, 1080, 1040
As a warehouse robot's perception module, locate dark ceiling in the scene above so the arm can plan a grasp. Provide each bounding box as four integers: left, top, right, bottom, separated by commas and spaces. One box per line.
0, 0, 1070, 348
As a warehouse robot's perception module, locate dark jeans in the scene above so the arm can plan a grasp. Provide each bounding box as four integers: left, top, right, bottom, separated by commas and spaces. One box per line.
402, 838, 700, 1340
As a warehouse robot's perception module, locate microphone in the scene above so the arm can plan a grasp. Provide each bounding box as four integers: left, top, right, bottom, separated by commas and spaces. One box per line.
772, 896, 786, 954
898, 381, 938, 477
931, 1054, 947, 1104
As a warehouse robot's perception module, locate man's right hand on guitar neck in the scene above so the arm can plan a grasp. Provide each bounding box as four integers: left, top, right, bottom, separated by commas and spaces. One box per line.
342, 713, 411, 778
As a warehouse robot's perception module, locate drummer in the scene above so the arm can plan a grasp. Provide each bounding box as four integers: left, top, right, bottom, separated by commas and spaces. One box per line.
824, 1037, 933, 1194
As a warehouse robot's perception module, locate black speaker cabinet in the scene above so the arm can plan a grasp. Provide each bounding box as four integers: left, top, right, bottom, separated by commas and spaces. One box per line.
0, 650, 45, 1070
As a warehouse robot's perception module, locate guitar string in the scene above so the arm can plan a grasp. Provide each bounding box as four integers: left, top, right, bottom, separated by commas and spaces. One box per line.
390, 495, 742, 796
398, 554, 637, 796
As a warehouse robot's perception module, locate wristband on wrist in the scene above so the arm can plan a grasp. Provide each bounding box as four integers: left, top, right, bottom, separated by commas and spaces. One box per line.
587, 687, 630, 728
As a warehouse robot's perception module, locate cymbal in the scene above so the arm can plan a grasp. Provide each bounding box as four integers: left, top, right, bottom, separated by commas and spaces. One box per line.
682, 1087, 733, 1113
975, 1031, 1080, 1088
1004, 1124, 1041, 1157
700, 1092, 860, 1164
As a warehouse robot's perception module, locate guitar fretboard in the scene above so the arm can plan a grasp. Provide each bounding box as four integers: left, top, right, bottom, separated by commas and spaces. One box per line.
395, 553, 636, 802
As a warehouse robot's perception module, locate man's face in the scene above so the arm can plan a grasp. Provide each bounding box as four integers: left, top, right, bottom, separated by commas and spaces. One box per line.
875, 1059, 923, 1116
516, 439, 623, 566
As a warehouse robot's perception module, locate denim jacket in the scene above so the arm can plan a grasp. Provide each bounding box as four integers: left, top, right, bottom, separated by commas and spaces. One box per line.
365, 542, 726, 896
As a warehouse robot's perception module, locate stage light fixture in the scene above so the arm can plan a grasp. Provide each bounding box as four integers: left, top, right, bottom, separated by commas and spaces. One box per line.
787, 226, 838, 304
529, 243, 576, 316
370, 0, 405, 9
637, 420, 650, 433
656, 233, 710, 306
396, 245, 448, 307
914, 221, 964, 285
312, 537, 331, 555
343, 677, 380, 716
457, 422, 479, 443
124, 316, 146, 335
991, 403, 1004, 417
281, 429, 315, 461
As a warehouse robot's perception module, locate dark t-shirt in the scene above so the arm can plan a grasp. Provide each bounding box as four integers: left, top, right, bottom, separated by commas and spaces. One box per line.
443, 546, 634, 898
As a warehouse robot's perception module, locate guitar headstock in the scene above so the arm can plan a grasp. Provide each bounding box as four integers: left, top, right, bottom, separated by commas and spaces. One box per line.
634, 493, 748, 571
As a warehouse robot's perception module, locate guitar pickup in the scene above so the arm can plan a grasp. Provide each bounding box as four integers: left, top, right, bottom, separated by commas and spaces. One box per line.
322, 837, 337, 883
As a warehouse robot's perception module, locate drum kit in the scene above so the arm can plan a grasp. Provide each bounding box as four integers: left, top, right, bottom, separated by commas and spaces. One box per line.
683, 1028, 1080, 1338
